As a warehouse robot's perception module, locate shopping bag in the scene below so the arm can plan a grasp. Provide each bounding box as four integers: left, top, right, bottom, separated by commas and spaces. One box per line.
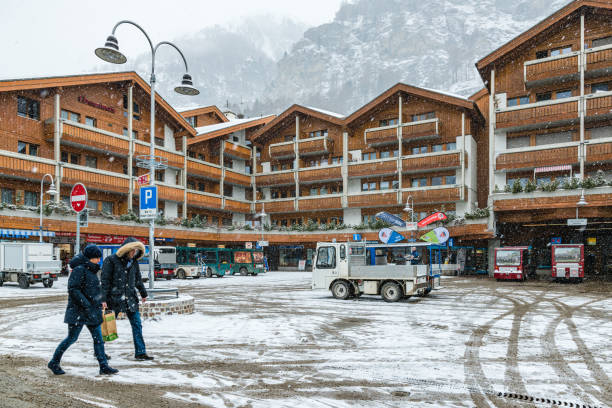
101, 310, 118, 342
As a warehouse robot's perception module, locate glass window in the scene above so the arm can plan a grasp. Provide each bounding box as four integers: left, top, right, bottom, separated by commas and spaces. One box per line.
536, 176, 551, 186
392, 180, 399, 189
392, 150, 399, 157
87, 199, 98, 211
85, 116, 96, 127
311, 187, 318, 195
316, 247, 336, 269
508, 177, 529, 187
17, 141, 26, 154
556, 90, 572, 99
340, 245, 346, 260
361, 182, 369, 191
155, 137, 164, 147
198, 182, 206, 192
550, 46, 572, 56
380, 181, 390, 190
446, 175, 456, 185
17, 96, 40, 120
369, 182, 376, 190
536, 92, 552, 102
432, 144, 443, 152
102, 201, 113, 214
590, 126, 612, 139
592, 82, 609, 93
535, 50, 548, 59
412, 112, 435, 122
412, 178, 427, 187
507, 96, 530, 106
592, 36, 612, 48
535, 132, 572, 146
85, 156, 97, 168
1, 188, 14, 204
507, 136, 531, 149
24, 191, 39, 207
431, 176, 442, 186
446, 142, 457, 151
411, 147, 420, 155
320, 187, 328, 195
28, 144, 38, 157
380, 151, 390, 159
496, 250, 521, 266
224, 184, 233, 197
420, 146, 428, 154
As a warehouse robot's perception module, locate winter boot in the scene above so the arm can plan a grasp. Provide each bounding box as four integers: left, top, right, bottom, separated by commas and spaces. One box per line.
135, 354, 154, 361
99, 365, 119, 375
94, 353, 111, 361
47, 360, 65, 375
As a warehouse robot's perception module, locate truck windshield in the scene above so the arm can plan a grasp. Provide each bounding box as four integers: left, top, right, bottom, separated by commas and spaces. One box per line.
554, 247, 580, 262
253, 252, 264, 263
496, 250, 521, 266
316, 247, 336, 269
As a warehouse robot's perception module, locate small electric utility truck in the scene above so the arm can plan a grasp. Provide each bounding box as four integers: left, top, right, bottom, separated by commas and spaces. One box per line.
312, 241, 438, 302
0, 242, 61, 288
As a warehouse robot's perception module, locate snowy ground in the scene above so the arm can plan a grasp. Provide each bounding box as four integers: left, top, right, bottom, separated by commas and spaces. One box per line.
0, 272, 610, 408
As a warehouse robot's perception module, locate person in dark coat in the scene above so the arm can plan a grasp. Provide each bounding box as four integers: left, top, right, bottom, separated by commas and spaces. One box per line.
101, 237, 153, 360
48, 245, 118, 376
407, 247, 421, 265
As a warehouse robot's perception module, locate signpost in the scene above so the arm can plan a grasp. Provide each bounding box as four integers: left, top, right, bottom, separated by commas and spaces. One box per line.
257, 240, 269, 248
139, 186, 158, 219
245, 242, 253, 249
136, 173, 151, 187
70, 183, 88, 253
567, 218, 587, 226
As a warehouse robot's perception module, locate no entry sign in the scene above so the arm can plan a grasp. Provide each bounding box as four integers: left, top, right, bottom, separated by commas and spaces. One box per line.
70, 183, 88, 213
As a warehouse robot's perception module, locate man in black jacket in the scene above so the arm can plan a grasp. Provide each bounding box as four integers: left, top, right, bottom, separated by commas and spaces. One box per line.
101, 237, 154, 361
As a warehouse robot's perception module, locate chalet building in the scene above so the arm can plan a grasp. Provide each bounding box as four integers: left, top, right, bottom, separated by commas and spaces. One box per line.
475, 0, 612, 274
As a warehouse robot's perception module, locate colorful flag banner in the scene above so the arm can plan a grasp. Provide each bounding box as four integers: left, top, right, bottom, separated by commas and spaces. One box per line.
379, 228, 405, 244
419, 227, 450, 244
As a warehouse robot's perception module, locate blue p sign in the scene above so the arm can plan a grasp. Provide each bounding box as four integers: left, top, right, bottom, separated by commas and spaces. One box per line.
139, 186, 157, 219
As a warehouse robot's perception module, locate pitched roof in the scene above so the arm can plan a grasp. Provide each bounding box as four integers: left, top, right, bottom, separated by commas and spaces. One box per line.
251, 104, 346, 143
188, 115, 276, 146
0, 71, 197, 136
469, 87, 489, 102
179, 105, 228, 123
476, 1, 612, 76
344, 83, 482, 125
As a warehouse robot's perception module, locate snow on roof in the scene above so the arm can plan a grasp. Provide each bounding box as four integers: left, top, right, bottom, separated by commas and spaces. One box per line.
417, 86, 471, 102
195, 116, 272, 135
305, 106, 345, 119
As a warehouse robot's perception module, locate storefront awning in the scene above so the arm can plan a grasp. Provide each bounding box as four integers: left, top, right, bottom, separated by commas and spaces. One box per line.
0, 229, 56, 238
534, 165, 572, 174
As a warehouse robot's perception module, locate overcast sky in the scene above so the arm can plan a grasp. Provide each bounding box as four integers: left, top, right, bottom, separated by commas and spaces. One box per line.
1, 0, 344, 79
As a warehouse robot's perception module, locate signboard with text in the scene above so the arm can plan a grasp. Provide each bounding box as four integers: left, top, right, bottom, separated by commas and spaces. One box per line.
417, 212, 447, 228
139, 186, 157, 219
70, 183, 88, 213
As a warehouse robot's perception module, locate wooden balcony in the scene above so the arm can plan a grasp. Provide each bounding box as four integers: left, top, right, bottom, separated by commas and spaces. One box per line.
364, 126, 398, 147
187, 159, 222, 180
156, 148, 184, 169
269, 142, 295, 160
496, 98, 579, 132
298, 137, 332, 156
402, 152, 461, 173
157, 184, 184, 202
401, 187, 463, 204
298, 196, 342, 211
187, 191, 222, 209
0, 154, 55, 181
586, 45, 612, 75
496, 145, 578, 171
587, 141, 612, 164
224, 199, 251, 213
224, 141, 251, 161
52, 122, 130, 156
586, 92, 612, 119
255, 171, 295, 187
524, 54, 579, 86
401, 119, 439, 142
348, 192, 398, 208
348, 159, 397, 178
224, 169, 251, 187
133, 142, 150, 156
62, 166, 129, 194
299, 166, 342, 183
255, 199, 295, 213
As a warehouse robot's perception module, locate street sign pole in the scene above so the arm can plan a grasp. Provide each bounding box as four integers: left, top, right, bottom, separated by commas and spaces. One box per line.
76, 212, 80, 254
139, 185, 158, 291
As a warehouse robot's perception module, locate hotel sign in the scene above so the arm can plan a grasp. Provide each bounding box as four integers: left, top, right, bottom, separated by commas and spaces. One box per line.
78, 95, 115, 113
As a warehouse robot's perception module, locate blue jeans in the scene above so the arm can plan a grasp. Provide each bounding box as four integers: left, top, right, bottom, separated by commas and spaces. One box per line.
116, 310, 146, 356
52, 324, 108, 367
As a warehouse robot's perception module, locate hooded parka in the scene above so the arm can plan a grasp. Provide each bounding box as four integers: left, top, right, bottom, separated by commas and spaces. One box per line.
64, 253, 103, 326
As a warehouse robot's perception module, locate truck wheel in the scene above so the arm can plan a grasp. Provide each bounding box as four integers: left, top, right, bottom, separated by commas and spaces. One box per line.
239, 267, 248, 276
331, 281, 350, 300
177, 270, 186, 280
206, 268, 213, 278
43, 279, 53, 288
381, 282, 402, 303
18, 276, 30, 289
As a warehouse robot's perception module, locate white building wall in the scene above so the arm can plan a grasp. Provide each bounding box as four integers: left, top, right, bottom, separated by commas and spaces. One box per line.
232, 213, 246, 225
233, 186, 246, 200
343, 208, 361, 225
164, 168, 178, 185
164, 201, 178, 219
164, 125, 176, 151
348, 178, 362, 194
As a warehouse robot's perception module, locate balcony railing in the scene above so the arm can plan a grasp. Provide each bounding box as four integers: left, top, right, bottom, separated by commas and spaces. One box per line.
299, 165, 342, 183
224, 169, 251, 186
187, 158, 223, 180
586, 44, 612, 75
49, 121, 131, 156
298, 195, 342, 211
0, 151, 55, 181
269, 141, 295, 160
187, 190, 222, 209
586, 139, 612, 164
224, 141, 251, 161
496, 97, 579, 131
402, 151, 462, 173
348, 158, 397, 178
364, 125, 398, 146
348, 191, 398, 208
495, 144, 579, 171
401, 118, 439, 142
156, 183, 184, 202
298, 136, 333, 157
255, 199, 295, 213
401, 186, 463, 204
586, 91, 612, 119
255, 171, 295, 187
62, 165, 129, 194
224, 198, 251, 213
524, 52, 579, 85
156, 147, 184, 169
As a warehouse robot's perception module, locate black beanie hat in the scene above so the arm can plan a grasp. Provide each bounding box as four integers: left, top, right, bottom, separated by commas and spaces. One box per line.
82, 244, 102, 259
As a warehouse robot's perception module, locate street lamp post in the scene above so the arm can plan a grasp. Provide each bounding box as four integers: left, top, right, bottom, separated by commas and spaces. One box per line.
256, 203, 267, 244
95, 21, 199, 290
39, 174, 57, 243
403, 195, 415, 240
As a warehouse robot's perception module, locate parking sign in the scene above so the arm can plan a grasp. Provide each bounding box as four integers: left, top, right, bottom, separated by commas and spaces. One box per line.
139, 186, 157, 219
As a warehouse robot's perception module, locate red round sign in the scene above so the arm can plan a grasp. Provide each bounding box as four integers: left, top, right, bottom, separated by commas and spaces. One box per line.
70, 183, 88, 213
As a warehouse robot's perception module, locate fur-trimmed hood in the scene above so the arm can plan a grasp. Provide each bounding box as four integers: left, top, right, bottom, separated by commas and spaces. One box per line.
116, 237, 146, 260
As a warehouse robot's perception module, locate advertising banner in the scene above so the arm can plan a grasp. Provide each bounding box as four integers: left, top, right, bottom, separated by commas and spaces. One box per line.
375, 212, 406, 228
419, 227, 450, 244
417, 212, 447, 228
379, 228, 405, 244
